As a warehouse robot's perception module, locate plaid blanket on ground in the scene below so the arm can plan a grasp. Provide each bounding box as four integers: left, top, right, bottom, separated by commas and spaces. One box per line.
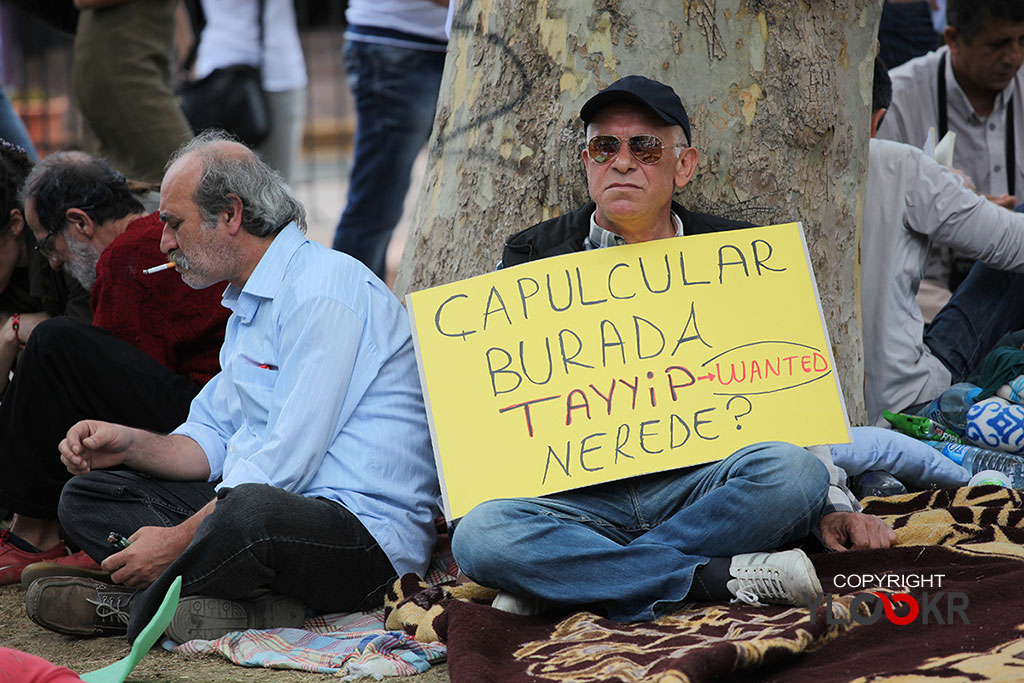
173, 519, 457, 678
174, 610, 447, 679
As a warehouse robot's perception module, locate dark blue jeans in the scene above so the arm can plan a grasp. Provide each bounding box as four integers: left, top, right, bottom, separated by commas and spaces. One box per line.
331, 40, 445, 278
58, 474, 397, 642
924, 262, 1024, 382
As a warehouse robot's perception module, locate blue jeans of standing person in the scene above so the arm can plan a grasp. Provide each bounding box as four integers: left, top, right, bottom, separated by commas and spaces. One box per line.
925, 262, 1024, 383
451, 442, 829, 623
58, 473, 397, 643
331, 39, 445, 280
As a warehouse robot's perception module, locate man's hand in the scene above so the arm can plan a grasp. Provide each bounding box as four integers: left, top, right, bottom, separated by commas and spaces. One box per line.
101, 525, 191, 588
819, 511, 896, 551
984, 193, 1018, 209
59, 420, 133, 475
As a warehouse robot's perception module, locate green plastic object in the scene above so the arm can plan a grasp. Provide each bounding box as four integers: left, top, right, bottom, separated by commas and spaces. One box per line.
79, 576, 182, 683
882, 410, 963, 444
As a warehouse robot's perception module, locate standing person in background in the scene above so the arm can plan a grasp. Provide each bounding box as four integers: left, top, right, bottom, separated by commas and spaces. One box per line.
194, 0, 307, 183
73, 0, 193, 185
331, 0, 448, 281
878, 1, 941, 69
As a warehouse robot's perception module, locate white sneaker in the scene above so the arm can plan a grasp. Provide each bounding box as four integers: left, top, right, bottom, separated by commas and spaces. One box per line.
726, 549, 821, 607
491, 590, 548, 616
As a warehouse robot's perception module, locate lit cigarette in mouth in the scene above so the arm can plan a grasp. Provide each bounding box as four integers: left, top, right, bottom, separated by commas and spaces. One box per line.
143, 261, 176, 275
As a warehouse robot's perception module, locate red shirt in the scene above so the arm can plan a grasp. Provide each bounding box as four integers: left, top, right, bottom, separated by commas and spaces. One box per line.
90, 212, 228, 385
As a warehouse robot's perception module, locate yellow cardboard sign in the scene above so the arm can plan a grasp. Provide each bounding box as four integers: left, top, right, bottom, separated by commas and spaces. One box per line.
408, 223, 850, 519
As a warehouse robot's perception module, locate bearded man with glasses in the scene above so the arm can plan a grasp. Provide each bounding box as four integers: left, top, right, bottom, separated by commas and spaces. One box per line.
0, 152, 228, 588
451, 75, 895, 622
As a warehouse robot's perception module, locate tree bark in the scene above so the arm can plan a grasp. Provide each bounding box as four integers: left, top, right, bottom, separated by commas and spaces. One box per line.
395, 0, 882, 425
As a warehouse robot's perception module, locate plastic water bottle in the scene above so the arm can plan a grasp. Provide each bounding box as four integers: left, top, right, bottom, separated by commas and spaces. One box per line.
852, 470, 908, 498
968, 470, 1012, 488
883, 410, 963, 444
926, 383, 982, 434
923, 440, 1024, 487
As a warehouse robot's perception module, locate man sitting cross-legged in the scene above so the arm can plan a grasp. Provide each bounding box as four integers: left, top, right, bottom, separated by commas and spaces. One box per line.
24, 131, 441, 644
452, 76, 895, 620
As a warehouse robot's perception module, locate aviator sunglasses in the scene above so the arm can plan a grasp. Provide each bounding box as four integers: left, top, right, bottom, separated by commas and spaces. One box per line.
587, 134, 684, 165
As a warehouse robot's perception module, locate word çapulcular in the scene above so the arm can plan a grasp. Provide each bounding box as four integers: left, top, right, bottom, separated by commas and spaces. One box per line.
433, 239, 795, 398
432, 238, 787, 345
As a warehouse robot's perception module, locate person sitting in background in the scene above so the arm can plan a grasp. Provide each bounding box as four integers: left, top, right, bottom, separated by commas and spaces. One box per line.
863, 57, 1024, 426
877, 0, 1024, 300
0, 141, 90, 395
0, 151, 229, 586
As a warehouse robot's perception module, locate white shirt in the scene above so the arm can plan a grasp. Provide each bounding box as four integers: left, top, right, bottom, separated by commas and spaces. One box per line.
862, 139, 1024, 426
345, 0, 448, 43
196, 0, 308, 92
878, 46, 1024, 197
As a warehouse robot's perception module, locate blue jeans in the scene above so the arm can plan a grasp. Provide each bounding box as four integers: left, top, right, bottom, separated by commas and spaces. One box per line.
924, 262, 1024, 382
59, 474, 397, 643
451, 442, 829, 622
331, 40, 445, 279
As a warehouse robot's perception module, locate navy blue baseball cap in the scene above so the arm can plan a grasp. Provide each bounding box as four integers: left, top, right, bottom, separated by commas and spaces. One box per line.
579, 75, 691, 145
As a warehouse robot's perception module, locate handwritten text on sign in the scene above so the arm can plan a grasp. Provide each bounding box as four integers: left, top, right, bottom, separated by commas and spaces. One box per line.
408, 223, 850, 519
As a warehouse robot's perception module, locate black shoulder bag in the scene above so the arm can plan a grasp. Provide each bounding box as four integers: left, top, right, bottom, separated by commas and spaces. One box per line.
176, 0, 271, 147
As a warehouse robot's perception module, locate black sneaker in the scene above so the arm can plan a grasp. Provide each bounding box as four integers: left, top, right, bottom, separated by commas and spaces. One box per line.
25, 576, 137, 637
165, 591, 305, 642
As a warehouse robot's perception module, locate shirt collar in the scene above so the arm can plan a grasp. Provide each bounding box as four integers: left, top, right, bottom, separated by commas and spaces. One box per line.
584, 210, 684, 250
945, 51, 1016, 121
222, 222, 305, 320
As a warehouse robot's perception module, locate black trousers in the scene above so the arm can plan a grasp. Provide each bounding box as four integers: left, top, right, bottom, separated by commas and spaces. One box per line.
59, 476, 396, 643
0, 318, 200, 519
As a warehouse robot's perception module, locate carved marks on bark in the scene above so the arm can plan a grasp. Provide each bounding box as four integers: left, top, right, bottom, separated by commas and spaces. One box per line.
684, 0, 727, 61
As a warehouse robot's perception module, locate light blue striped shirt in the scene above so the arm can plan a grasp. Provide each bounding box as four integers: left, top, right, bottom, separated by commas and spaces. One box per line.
173, 224, 440, 577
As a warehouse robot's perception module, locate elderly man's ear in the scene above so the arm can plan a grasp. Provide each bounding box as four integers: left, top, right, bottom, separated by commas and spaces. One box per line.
64, 208, 96, 240
221, 193, 245, 235
674, 146, 699, 190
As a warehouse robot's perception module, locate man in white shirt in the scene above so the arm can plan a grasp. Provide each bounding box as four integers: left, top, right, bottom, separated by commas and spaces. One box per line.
864, 57, 1024, 425
878, 0, 1024, 206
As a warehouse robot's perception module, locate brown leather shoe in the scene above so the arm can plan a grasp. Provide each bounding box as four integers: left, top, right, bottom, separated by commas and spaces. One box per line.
25, 576, 137, 637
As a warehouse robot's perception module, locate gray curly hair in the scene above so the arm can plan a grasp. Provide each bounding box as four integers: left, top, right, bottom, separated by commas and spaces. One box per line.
166, 130, 306, 236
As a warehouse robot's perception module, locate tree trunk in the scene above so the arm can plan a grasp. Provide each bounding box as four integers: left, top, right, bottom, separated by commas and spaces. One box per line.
395, 0, 881, 425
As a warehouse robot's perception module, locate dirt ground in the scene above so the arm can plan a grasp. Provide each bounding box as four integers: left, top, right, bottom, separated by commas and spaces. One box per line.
0, 584, 451, 682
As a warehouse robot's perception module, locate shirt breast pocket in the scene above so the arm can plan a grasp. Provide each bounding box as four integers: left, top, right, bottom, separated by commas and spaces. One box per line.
232, 363, 278, 427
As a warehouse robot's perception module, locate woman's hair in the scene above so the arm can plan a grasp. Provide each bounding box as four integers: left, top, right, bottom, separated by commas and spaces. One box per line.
0, 139, 32, 236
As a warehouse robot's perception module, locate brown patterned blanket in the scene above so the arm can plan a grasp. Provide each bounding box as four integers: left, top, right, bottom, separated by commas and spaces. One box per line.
385, 486, 1024, 682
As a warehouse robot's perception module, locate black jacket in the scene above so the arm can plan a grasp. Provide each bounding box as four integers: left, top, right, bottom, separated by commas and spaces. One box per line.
501, 201, 754, 268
